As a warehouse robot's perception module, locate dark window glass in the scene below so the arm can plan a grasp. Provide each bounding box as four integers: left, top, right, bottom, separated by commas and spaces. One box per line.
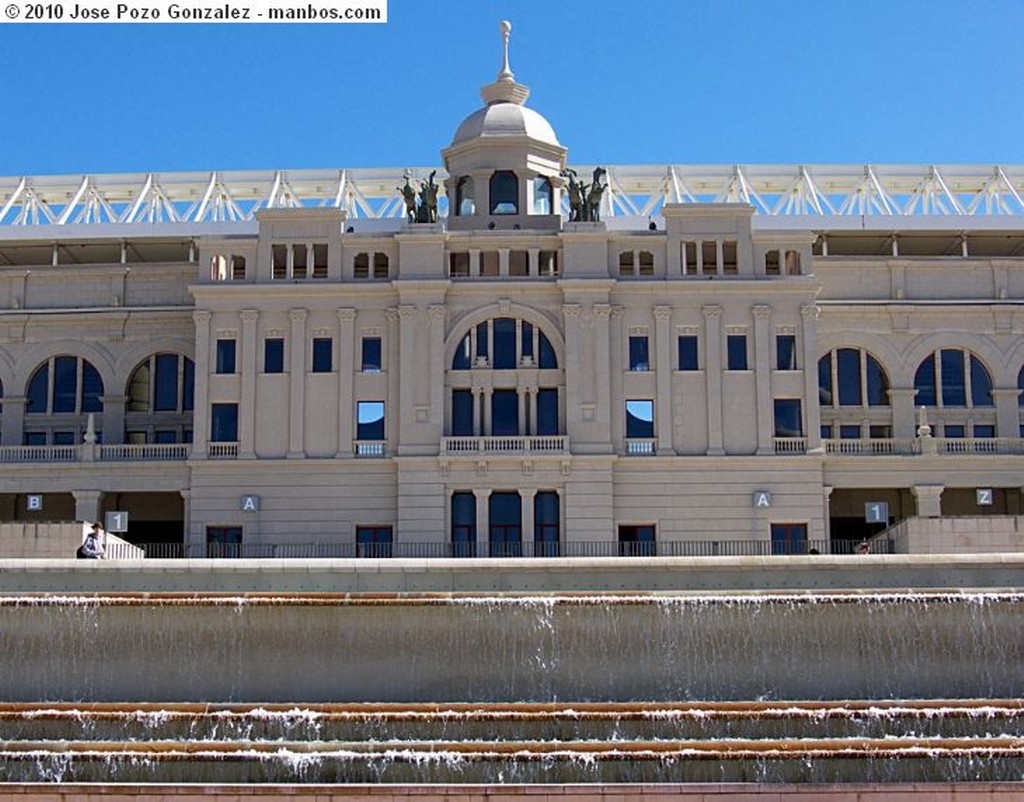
536, 389, 558, 436
773, 399, 803, 437
771, 523, 808, 556
866, 354, 889, 406
312, 338, 333, 373
456, 176, 475, 217
940, 349, 966, 406
944, 424, 965, 438
357, 401, 385, 441
491, 390, 519, 436
535, 491, 559, 555
216, 339, 236, 374
206, 526, 242, 558
53, 356, 77, 413
776, 335, 797, 371
361, 338, 382, 372
538, 332, 557, 369
264, 339, 284, 373
820, 424, 833, 439
914, 356, 937, 406
53, 431, 75, 445
452, 389, 474, 436
970, 355, 993, 407
476, 322, 489, 361
726, 335, 747, 370
837, 348, 861, 406
521, 322, 534, 359
452, 333, 471, 370
489, 492, 522, 555
625, 400, 654, 438
818, 353, 833, 405
489, 170, 518, 215
210, 403, 238, 442
356, 526, 393, 558
974, 424, 996, 438
155, 430, 177, 444
629, 336, 649, 371
1018, 366, 1024, 407
493, 318, 516, 369
153, 354, 178, 411
26, 364, 48, 414
183, 358, 195, 411
451, 492, 476, 555
619, 524, 656, 557
839, 425, 860, 439
869, 425, 892, 439
23, 432, 46, 446
81, 361, 103, 413
678, 336, 698, 371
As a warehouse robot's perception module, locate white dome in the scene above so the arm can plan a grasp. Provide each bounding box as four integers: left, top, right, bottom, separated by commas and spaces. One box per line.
452, 102, 560, 148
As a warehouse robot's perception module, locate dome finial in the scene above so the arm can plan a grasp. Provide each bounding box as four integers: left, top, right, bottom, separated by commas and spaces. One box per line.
497, 20, 514, 82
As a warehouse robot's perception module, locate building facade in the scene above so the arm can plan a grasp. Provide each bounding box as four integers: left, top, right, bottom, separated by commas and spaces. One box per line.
1, 32, 1023, 555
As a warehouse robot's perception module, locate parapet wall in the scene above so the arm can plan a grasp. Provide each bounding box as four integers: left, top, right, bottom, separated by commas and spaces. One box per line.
888, 515, 1024, 553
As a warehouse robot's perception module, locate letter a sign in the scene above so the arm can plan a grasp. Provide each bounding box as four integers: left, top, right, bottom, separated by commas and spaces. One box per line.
240, 495, 260, 512
752, 491, 772, 508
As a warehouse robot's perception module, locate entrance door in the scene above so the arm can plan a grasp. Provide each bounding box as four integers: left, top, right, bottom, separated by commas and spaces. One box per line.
206, 526, 242, 558
489, 492, 521, 557
618, 524, 656, 557
356, 525, 393, 558
771, 523, 808, 555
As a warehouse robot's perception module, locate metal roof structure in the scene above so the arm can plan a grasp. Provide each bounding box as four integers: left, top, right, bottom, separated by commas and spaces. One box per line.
1, 164, 1022, 236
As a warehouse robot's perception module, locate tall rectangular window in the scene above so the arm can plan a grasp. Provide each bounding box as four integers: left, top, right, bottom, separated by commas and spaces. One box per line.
629, 336, 649, 371
837, 348, 861, 406
215, 339, 236, 374
536, 389, 559, 436
210, 403, 239, 442
773, 399, 803, 437
451, 492, 477, 557
678, 335, 698, 371
312, 338, 333, 373
53, 356, 77, 413
361, 337, 382, 372
357, 401, 385, 441
776, 335, 797, 371
153, 354, 179, 411
489, 492, 522, 557
451, 389, 474, 436
941, 349, 966, 406
727, 335, 748, 370
625, 400, 654, 438
491, 390, 519, 436
493, 318, 516, 370
264, 338, 284, 373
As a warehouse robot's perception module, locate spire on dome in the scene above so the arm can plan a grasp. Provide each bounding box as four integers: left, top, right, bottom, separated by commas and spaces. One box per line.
480, 20, 530, 106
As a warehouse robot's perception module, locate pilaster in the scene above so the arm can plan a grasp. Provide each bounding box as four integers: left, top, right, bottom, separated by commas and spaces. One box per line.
72, 490, 104, 525
653, 305, 673, 455
563, 304, 583, 438
191, 310, 211, 457
428, 305, 447, 431
800, 304, 822, 452
752, 304, 773, 455
912, 484, 944, 518
288, 308, 307, 458
239, 309, 258, 459
702, 304, 724, 455
336, 308, 356, 457
992, 388, 1020, 438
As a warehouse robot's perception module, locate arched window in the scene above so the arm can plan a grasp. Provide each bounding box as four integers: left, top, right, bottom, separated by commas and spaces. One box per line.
1017, 365, 1024, 407
818, 349, 890, 407
451, 318, 558, 371
489, 170, 518, 215
456, 177, 475, 216
914, 349, 993, 407
26, 356, 103, 415
532, 176, 552, 215
124, 353, 195, 445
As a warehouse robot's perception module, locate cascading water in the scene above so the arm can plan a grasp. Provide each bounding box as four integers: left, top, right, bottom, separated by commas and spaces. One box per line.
0, 591, 1022, 783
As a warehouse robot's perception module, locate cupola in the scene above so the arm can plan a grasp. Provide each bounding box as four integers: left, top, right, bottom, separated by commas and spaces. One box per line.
442, 21, 567, 231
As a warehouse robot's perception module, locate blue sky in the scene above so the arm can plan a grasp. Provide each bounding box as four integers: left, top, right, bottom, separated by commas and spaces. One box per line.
2, 0, 1022, 176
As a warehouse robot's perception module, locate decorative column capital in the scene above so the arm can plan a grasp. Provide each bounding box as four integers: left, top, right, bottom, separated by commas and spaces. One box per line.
800, 304, 820, 322
240, 309, 259, 325
751, 304, 772, 321
397, 304, 418, 320
653, 305, 672, 323
289, 308, 308, 324
702, 304, 722, 321
562, 303, 582, 319
427, 304, 447, 321
592, 303, 612, 319
610, 305, 625, 319
193, 310, 211, 326
384, 307, 399, 323
337, 307, 357, 323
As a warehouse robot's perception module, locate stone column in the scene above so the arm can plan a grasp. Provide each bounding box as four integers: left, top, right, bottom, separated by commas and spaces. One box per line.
179, 489, 194, 551
521, 488, 536, 548
1, 397, 25, 448
397, 304, 418, 452
563, 304, 583, 438
912, 484, 944, 518
752, 304, 774, 455
287, 308, 307, 458
593, 303, 612, 446
72, 490, 104, 525
822, 485, 833, 542
800, 304, 822, 453
428, 305, 447, 430
239, 309, 258, 459
472, 387, 483, 437
336, 308, 356, 457
101, 395, 127, 446
384, 307, 400, 447
482, 388, 493, 435
191, 310, 211, 458
888, 388, 919, 440
473, 489, 489, 553
653, 305, 674, 455
702, 304, 725, 455
992, 388, 1020, 439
